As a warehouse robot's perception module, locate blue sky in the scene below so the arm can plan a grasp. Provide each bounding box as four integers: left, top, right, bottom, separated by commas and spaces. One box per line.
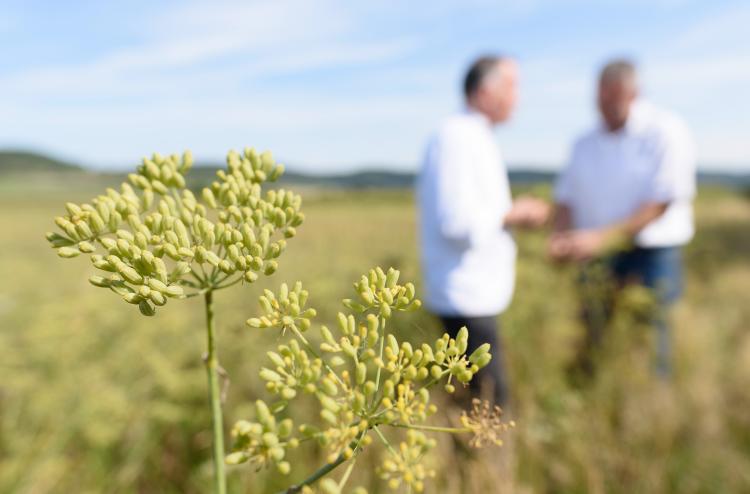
1, 0, 748, 172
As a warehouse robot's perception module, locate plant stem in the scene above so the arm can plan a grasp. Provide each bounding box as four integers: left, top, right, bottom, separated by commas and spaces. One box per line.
370, 315, 387, 410
373, 426, 398, 457
204, 290, 227, 494
280, 432, 365, 494
391, 423, 471, 434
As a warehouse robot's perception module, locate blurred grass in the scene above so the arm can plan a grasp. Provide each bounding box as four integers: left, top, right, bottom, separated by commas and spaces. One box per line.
1, 182, 749, 493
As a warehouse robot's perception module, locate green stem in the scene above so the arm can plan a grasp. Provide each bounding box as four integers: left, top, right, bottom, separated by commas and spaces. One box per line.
337, 452, 357, 490
373, 425, 398, 457
280, 432, 366, 494
391, 423, 471, 434
204, 291, 227, 494
370, 315, 387, 409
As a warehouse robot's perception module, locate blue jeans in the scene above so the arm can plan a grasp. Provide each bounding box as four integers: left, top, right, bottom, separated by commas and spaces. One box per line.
578, 246, 683, 375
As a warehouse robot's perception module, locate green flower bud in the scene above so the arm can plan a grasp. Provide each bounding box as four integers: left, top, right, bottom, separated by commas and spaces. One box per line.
149, 290, 166, 306
320, 409, 338, 426
320, 376, 339, 396
264, 261, 278, 275
77, 241, 96, 253
469, 343, 491, 364
225, 452, 249, 465
379, 303, 392, 318
57, 246, 80, 258
319, 394, 340, 413
356, 362, 367, 385
456, 326, 469, 354
88, 275, 110, 287
473, 353, 492, 369
260, 368, 283, 382
138, 300, 156, 316
163, 284, 184, 298
277, 461, 291, 475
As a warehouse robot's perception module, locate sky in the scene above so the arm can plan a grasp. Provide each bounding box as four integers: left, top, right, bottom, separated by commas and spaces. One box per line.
0, 0, 748, 172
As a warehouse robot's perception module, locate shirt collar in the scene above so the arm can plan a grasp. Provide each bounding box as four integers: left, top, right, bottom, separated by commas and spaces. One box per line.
463, 105, 493, 128
600, 99, 650, 136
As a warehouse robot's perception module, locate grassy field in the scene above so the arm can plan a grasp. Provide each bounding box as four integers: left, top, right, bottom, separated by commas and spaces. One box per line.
1, 179, 749, 493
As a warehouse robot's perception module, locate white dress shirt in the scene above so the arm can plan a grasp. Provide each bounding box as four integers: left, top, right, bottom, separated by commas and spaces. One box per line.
555, 100, 696, 248
417, 109, 516, 317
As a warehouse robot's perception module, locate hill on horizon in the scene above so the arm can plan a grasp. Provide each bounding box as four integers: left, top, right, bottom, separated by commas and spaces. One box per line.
2, 149, 749, 189
0, 150, 83, 174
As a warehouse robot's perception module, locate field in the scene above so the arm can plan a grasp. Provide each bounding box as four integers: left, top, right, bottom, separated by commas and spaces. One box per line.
1, 179, 749, 493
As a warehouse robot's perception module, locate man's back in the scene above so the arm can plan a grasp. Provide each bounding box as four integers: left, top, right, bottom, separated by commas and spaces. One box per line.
417, 110, 515, 317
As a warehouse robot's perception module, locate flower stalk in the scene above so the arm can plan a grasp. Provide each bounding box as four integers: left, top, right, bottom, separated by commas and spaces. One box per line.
204, 290, 227, 494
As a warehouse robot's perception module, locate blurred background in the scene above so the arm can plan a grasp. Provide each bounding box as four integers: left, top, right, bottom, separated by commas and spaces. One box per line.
1, 1, 749, 493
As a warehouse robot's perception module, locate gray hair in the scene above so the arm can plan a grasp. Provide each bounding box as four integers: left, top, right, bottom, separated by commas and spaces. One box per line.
599, 59, 638, 88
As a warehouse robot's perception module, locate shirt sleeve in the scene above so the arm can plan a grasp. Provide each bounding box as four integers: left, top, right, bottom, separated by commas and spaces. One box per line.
646, 121, 696, 203
430, 130, 501, 248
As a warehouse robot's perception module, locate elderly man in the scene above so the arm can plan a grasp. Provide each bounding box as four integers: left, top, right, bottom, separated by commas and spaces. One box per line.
418, 55, 549, 406
550, 59, 696, 375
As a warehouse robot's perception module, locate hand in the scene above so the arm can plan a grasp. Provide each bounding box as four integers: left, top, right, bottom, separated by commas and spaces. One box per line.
566, 229, 610, 261
549, 228, 618, 262
505, 196, 551, 228
548, 231, 574, 261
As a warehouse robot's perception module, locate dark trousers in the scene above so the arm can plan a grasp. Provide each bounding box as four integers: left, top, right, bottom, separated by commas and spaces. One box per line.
439, 315, 509, 407
578, 246, 683, 376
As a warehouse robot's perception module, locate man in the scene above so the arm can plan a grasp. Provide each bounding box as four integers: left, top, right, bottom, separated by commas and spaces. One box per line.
417, 55, 549, 407
550, 59, 696, 375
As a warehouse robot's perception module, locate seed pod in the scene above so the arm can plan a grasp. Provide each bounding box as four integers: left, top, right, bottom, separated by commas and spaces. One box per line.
255, 400, 272, 425
456, 326, 469, 354
147, 278, 168, 292
149, 290, 166, 306
260, 368, 283, 382
387, 334, 399, 356
431, 364, 444, 380
320, 378, 338, 397
385, 268, 399, 288
219, 260, 234, 274
78, 241, 96, 253
138, 300, 156, 316
163, 284, 184, 298
174, 220, 190, 248
379, 303, 392, 318
117, 264, 143, 284
89, 275, 110, 287
340, 338, 357, 359
205, 250, 221, 266
320, 409, 338, 427
469, 343, 491, 364
356, 362, 367, 385
264, 261, 278, 275
319, 394, 340, 413
74, 221, 93, 239
473, 353, 492, 369
201, 188, 220, 211
151, 180, 168, 195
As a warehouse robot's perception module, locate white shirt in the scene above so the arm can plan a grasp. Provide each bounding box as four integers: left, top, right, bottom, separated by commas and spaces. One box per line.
555, 100, 696, 248
417, 109, 516, 317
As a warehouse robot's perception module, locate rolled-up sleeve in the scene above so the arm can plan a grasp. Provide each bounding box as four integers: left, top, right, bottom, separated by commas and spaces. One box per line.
647, 122, 696, 203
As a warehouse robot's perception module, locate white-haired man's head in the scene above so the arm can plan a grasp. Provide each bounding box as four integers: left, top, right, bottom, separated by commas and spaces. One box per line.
464, 55, 519, 124
598, 59, 639, 132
